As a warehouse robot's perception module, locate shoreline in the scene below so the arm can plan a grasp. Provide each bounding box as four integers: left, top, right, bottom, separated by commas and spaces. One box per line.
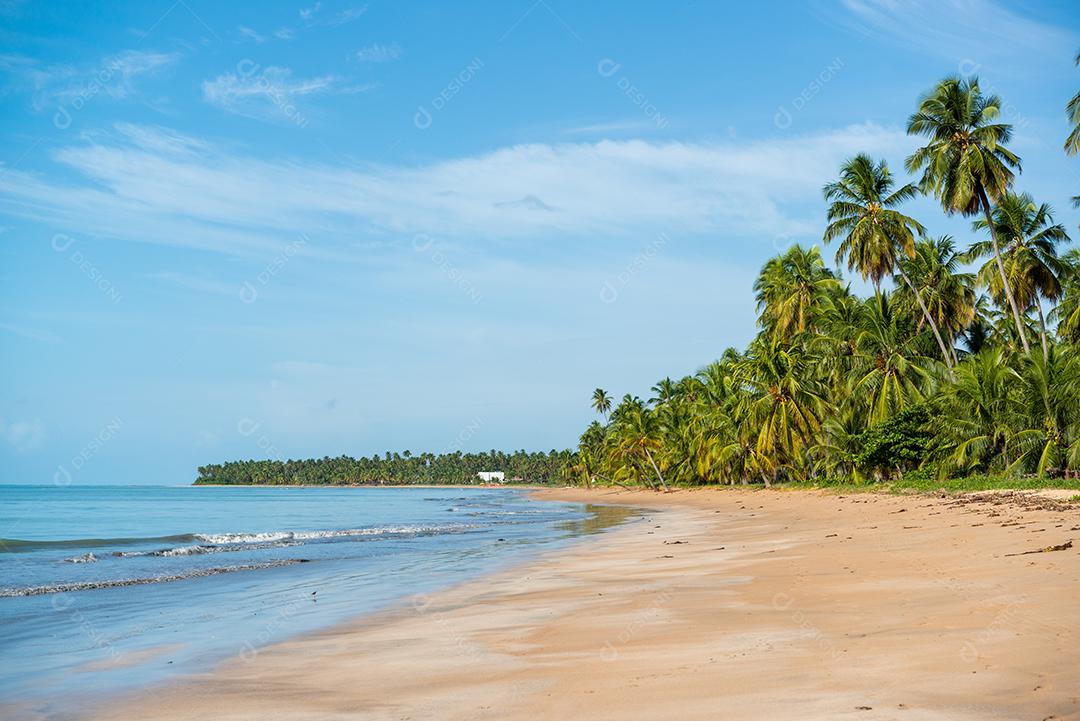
87, 487, 1079, 721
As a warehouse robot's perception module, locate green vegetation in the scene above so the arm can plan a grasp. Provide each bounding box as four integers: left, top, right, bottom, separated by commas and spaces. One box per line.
787, 474, 1080, 495
566, 73, 1080, 491
195, 450, 571, 486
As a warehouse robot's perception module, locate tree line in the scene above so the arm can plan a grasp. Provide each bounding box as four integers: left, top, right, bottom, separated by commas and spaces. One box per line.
569, 71, 1080, 489
194, 449, 572, 485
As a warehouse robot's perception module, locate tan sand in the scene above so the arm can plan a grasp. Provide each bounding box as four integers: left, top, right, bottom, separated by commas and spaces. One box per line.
91, 487, 1080, 721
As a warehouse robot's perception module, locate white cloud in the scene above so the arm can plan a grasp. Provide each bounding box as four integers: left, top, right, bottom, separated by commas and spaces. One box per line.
275, 27, 295, 40
147, 271, 245, 298
237, 26, 266, 43
0, 122, 913, 257
564, 119, 659, 135
830, 0, 1077, 73
299, 2, 367, 27
0, 417, 45, 451
201, 66, 353, 124
22, 49, 180, 110
0, 322, 62, 343
354, 42, 401, 63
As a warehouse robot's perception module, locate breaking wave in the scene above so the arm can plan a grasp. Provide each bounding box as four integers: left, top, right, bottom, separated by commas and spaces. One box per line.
0, 560, 310, 597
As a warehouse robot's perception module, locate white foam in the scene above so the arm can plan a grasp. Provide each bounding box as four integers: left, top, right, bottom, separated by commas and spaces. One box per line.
194, 524, 473, 545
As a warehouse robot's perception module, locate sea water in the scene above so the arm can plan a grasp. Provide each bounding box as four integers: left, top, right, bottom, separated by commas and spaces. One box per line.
0, 485, 631, 717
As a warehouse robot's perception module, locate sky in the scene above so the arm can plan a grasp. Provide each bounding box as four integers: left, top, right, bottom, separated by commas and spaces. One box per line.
1, 0, 1079, 484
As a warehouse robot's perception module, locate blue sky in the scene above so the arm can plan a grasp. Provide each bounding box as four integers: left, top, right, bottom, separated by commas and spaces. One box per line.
1, 0, 1078, 484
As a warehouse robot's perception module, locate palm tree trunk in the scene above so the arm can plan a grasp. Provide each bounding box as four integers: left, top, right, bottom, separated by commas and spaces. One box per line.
896, 268, 955, 372
978, 186, 1031, 353
1035, 295, 1049, 356
643, 447, 669, 492
946, 329, 960, 366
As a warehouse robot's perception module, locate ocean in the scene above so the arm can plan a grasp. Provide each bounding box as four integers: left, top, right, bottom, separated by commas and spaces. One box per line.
0, 484, 631, 717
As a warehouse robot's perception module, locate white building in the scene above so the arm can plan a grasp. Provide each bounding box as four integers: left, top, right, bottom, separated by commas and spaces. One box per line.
476, 471, 505, 483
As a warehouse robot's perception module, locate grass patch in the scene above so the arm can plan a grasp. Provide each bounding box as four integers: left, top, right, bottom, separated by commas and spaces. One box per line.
630, 474, 1080, 495
788, 474, 1080, 494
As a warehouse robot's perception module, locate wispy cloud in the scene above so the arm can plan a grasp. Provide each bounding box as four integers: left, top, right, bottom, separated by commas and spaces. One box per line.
0, 122, 913, 257
274, 27, 294, 40
237, 25, 266, 43
354, 42, 401, 63
564, 119, 661, 136
0, 416, 45, 452
147, 271, 245, 298
201, 66, 366, 124
9, 49, 181, 111
829, 0, 1077, 72
299, 2, 368, 27
0, 322, 62, 343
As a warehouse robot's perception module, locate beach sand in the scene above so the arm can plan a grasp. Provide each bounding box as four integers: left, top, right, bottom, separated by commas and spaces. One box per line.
91, 487, 1080, 721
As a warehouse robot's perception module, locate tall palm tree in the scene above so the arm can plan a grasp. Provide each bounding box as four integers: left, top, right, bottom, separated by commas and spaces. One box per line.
1066, 50, 1080, 156
896, 236, 975, 366
905, 76, 1029, 352
609, 398, 669, 491
591, 388, 612, 419
822, 154, 955, 368
970, 192, 1070, 354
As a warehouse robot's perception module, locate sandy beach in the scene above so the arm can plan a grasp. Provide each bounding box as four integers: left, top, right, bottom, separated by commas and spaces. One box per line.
89, 487, 1080, 721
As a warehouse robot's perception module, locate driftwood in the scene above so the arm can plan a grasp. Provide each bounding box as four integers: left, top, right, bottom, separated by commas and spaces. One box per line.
1004, 540, 1073, 557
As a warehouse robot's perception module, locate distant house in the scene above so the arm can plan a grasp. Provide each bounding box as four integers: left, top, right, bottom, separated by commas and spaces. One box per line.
476, 471, 505, 483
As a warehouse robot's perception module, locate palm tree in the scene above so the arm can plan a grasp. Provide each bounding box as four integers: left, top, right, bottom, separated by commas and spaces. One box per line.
753, 244, 841, 340
823, 154, 955, 368
1011, 346, 1080, 476
1054, 249, 1080, 343
938, 348, 1018, 475
650, 377, 677, 406
591, 388, 612, 419
905, 76, 1029, 352
970, 192, 1070, 354
1066, 50, 1080, 155
896, 236, 975, 366
851, 293, 932, 425
734, 336, 829, 484
609, 397, 669, 491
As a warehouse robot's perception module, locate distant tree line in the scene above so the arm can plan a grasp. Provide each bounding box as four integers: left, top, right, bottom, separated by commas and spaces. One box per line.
194, 449, 574, 486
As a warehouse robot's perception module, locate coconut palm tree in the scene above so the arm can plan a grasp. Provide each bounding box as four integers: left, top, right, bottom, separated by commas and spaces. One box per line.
650, 377, 677, 407
1066, 50, 1080, 156
905, 76, 1029, 352
851, 293, 933, 425
753, 244, 841, 340
608, 395, 668, 491
591, 388, 612, 419
896, 236, 976, 366
734, 336, 829, 484
1054, 249, 1080, 343
937, 348, 1019, 475
822, 154, 956, 368
1011, 346, 1080, 476
969, 192, 1070, 355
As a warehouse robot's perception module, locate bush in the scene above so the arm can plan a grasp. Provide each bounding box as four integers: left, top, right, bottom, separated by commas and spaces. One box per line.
851, 406, 933, 480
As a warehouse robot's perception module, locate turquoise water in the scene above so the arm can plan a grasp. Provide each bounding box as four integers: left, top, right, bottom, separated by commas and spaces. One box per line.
0, 485, 626, 718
